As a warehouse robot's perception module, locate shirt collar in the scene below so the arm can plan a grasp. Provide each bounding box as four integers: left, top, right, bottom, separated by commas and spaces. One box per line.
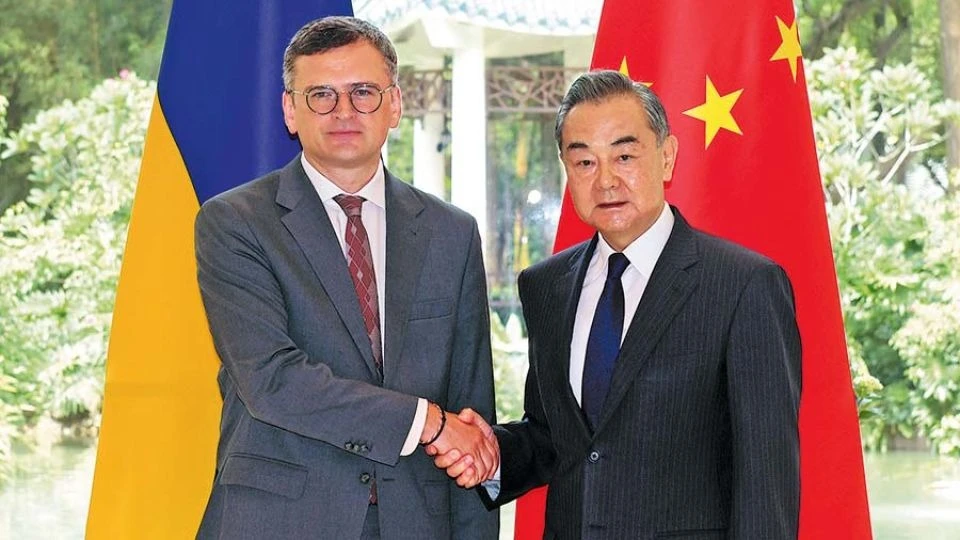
300, 153, 386, 210
590, 202, 675, 280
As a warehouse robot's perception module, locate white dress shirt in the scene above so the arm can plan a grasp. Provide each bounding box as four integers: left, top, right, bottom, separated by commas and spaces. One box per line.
568, 202, 675, 404
485, 202, 675, 495
301, 155, 427, 456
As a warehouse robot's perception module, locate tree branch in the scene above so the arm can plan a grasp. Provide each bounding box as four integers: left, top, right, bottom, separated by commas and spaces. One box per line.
872, 5, 911, 64
806, 0, 876, 59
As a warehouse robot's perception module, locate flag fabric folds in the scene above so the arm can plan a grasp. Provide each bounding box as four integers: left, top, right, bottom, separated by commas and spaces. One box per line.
518, 0, 872, 538
86, 2, 353, 537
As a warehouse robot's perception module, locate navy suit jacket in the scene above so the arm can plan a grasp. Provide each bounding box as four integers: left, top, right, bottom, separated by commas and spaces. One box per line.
486, 207, 800, 540
194, 157, 498, 539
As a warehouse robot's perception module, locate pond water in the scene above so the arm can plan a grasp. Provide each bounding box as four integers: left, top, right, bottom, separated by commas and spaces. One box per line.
0, 445, 957, 539
0, 442, 95, 540
864, 452, 960, 539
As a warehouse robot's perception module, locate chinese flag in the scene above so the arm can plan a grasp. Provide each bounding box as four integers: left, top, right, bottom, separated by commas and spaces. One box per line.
515, 0, 872, 539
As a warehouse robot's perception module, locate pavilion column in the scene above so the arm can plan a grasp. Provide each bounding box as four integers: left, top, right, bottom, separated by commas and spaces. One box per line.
412, 65, 447, 198
450, 28, 487, 246
563, 41, 592, 74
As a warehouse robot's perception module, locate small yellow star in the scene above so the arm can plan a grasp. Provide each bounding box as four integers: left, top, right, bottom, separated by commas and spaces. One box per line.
770, 16, 803, 82
618, 56, 653, 87
683, 76, 743, 148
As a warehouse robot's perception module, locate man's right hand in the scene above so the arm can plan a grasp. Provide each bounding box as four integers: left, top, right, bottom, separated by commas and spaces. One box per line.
424, 408, 498, 488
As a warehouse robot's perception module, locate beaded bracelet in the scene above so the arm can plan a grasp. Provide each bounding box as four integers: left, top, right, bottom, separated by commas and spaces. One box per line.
420, 402, 446, 446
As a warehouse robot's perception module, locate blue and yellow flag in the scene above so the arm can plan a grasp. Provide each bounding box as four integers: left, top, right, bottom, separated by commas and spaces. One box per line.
86, 2, 353, 537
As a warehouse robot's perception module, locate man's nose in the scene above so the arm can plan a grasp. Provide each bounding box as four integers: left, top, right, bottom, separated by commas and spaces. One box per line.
597, 162, 620, 190
332, 92, 356, 118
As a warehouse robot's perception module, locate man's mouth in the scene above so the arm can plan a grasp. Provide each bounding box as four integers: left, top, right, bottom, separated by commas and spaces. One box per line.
597, 202, 626, 209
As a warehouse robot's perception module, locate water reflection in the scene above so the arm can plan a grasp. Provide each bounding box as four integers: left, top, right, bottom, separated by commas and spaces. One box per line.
0, 442, 95, 540
0, 446, 958, 538
866, 452, 960, 539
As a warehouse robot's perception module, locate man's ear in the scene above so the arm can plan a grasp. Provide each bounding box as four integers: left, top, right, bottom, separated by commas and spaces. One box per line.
389, 85, 402, 129
661, 134, 679, 181
282, 91, 298, 136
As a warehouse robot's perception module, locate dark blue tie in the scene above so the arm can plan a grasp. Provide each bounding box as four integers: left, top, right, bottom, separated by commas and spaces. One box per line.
582, 252, 630, 429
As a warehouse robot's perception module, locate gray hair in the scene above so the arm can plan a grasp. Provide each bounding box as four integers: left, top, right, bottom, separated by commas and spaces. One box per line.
282, 16, 398, 91
555, 70, 671, 149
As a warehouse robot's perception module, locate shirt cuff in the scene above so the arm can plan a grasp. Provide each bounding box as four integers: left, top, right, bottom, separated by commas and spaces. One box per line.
400, 398, 428, 456
482, 464, 502, 500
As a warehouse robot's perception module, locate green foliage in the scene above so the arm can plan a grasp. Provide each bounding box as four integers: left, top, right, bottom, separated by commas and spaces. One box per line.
487, 114, 562, 314
490, 311, 527, 423
0, 356, 17, 483
0, 0, 168, 126
0, 0, 170, 211
0, 95, 7, 135
387, 117, 415, 183
809, 47, 960, 453
0, 75, 155, 469
890, 193, 960, 455
798, 0, 942, 77
0, 95, 20, 482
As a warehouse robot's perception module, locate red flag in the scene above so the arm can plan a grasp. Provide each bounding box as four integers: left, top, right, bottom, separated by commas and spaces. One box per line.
516, 1, 872, 538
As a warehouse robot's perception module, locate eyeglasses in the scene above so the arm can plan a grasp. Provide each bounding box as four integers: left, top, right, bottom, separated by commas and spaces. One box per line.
287, 83, 396, 115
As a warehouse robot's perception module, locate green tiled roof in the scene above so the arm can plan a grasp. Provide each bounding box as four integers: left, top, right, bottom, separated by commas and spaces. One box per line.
355, 0, 602, 36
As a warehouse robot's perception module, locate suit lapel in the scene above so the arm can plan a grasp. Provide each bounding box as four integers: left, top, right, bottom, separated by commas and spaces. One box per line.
548, 237, 598, 441
382, 172, 428, 387
276, 158, 381, 381
595, 210, 700, 433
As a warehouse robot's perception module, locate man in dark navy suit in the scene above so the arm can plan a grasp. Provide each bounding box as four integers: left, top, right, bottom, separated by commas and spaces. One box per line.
435, 70, 801, 540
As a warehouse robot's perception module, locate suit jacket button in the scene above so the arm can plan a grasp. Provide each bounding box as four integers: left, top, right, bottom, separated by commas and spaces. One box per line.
588, 451, 600, 463
360, 444, 370, 453
360, 472, 372, 484
344, 442, 354, 451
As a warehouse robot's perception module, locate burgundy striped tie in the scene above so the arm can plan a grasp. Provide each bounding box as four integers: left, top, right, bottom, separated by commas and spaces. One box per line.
334, 195, 383, 380
334, 194, 381, 505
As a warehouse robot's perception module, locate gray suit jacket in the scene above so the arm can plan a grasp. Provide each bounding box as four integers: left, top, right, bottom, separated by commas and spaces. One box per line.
194, 157, 498, 539
485, 208, 801, 540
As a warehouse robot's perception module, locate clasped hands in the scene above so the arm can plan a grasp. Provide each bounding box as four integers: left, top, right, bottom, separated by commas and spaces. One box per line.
420, 405, 498, 489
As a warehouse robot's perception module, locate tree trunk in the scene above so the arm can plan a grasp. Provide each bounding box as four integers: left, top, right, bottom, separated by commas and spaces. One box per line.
940, 0, 960, 173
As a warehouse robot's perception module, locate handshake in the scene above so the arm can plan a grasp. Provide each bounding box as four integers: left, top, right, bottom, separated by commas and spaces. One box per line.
419, 404, 499, 489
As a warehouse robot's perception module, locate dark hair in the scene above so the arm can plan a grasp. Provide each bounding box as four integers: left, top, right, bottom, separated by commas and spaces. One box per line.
283, 16, 398, 91
555, 70, 670, 149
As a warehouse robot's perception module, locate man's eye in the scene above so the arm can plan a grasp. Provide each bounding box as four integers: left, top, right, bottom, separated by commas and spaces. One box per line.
618, 154, 633, 162
352, 87, 377, 98
578, 159, 594, 167
310, 89, 336, 100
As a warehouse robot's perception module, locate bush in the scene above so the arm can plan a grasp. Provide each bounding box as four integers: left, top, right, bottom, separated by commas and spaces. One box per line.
809, 47, 960, 453
0, 74, 154, 473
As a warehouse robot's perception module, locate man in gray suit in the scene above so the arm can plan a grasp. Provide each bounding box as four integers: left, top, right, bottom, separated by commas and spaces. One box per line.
436, 71, 801, 539
195, 16, 498, 539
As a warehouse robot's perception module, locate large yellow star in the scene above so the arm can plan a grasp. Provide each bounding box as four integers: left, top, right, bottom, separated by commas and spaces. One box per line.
770, 16, 802, 82
683, 76, 743, 148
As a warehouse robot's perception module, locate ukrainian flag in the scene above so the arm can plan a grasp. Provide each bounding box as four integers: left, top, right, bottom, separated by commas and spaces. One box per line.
86, 2, 352, 537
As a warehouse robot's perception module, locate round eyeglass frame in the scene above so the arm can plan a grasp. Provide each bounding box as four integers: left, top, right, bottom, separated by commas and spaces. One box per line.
287, 84, 397, 115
